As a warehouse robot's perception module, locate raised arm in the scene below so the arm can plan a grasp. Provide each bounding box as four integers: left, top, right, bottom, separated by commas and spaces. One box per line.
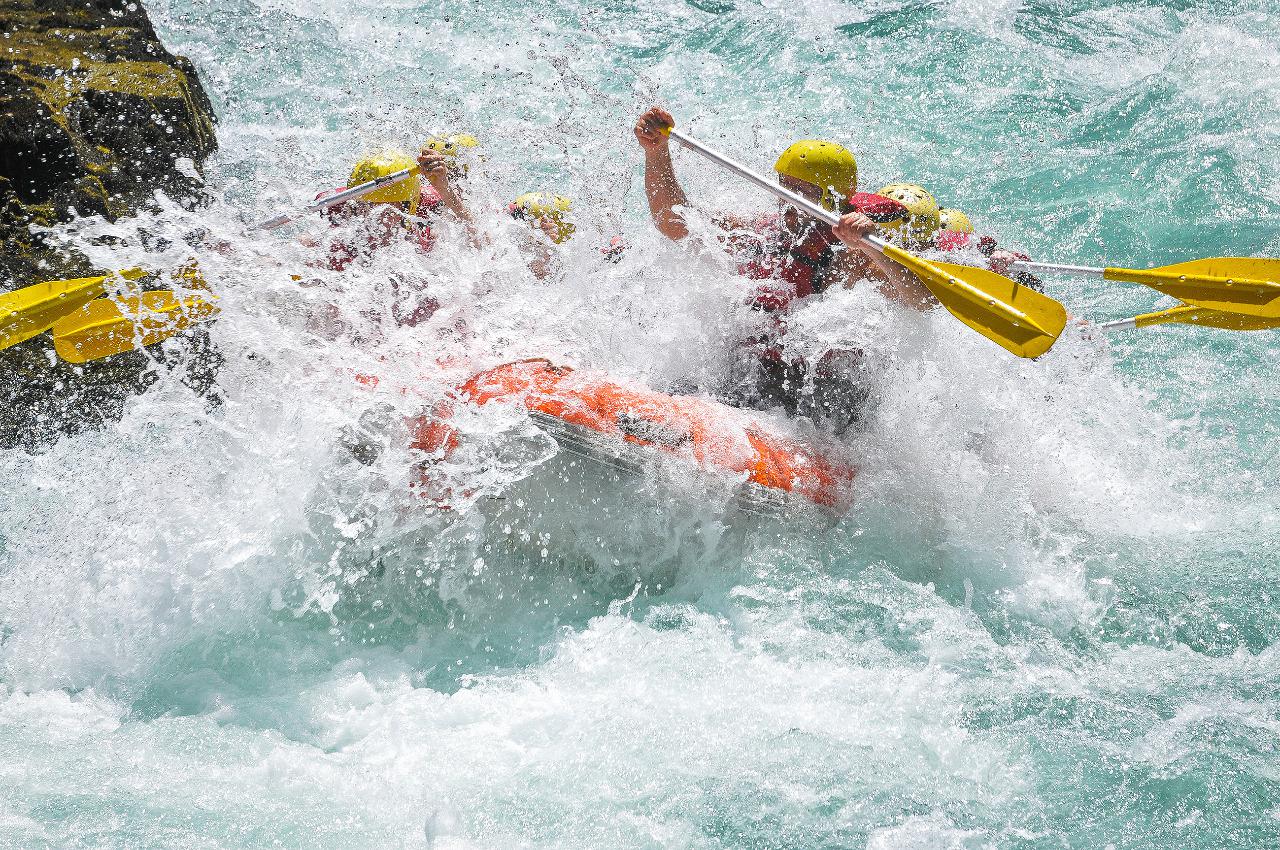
634, 107, 691, 241
417, 148, 485, 248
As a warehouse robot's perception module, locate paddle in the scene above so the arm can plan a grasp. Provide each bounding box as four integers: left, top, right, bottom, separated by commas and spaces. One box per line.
1011, 257, 1280, 320
51, 291, 220, 364
26, 265, 216, 363
1101, 303, 1280, 333
0, 267, 147, 352
27, 164, 419, 363
659, 125, 1068, 358
250, 165, 419, 231
0, 162, 417, 362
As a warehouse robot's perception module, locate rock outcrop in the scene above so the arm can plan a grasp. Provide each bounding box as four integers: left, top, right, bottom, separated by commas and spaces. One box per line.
1, 0, 217, 287
0, 0, 219, 450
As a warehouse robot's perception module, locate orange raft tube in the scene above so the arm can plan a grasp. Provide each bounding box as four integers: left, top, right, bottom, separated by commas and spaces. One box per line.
405, 359, 857, 510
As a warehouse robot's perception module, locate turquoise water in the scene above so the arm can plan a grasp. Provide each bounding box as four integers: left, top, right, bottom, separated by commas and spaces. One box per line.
3, 0, 1280, 847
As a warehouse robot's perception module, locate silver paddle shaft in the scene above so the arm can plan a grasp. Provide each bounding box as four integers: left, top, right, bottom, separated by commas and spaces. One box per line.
1097, 317, 1137, 332
1010, 260, 1105, 278
250, 166, 418, 231
666, 127, 890, 254
1008, 260, 1137, 331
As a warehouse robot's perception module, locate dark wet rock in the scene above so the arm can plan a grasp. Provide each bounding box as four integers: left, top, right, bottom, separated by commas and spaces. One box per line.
0, 0, 219, 450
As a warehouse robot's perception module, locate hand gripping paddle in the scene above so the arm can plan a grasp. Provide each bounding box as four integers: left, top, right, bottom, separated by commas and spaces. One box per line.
658, 123, 1068, 358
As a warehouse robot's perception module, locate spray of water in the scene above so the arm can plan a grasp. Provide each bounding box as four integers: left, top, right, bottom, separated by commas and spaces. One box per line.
2, 0, 1279, 846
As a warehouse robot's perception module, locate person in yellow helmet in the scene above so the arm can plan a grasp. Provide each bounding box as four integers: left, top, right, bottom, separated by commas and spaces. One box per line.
415, 135, 479, 217
507, 192, 575, 280
421, 134, 481, 175
938, 207, 973, 235
633, 106, 940, 433
633, 105, 932, 314
874, 183, 942, 245
305, 144, 484, 339
509, 192, 576, 244
313, 151, 436, 273
300, 151, 443, 340
310, 140, 480, 263
507, 192, 627, 279
417, 137, 482, 248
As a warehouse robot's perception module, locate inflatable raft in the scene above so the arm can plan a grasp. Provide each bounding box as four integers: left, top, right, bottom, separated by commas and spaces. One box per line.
394, 359, 857, 511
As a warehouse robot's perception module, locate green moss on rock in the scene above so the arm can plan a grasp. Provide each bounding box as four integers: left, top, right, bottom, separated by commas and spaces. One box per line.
0, 1, 221, 449
0, 0, 218, 287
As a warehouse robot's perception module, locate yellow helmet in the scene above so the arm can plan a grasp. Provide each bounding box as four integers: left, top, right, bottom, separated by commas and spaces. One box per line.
423, 133, 481, 175
938, 207, 974, 234
348, 151, 419, 212
511, 192, 575, 243
774, 140, 858, 212
875, 183, 941, 242
423, 133, 479, 157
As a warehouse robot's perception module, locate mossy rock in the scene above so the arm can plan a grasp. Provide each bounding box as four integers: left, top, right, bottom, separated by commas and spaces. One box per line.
0, 0, 220, 448
0, 1, 216, 245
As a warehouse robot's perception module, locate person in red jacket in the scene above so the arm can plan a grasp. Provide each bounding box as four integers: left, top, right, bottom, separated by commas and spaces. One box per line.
634, 107, 938, 432
634, 107, 932, 313
858, 188, 1043, 288
305, 144, 481, 341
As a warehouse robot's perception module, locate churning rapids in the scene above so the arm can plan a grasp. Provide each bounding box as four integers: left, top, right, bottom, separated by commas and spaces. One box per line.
2, 0, 1279, 847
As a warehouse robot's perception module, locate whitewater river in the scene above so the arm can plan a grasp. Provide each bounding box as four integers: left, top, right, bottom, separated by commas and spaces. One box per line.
2, 0, 1279, 846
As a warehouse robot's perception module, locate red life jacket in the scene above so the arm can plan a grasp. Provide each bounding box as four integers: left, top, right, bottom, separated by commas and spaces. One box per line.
932, 230, 1001, 254
418, 185, 444, 214
934, 230, 972, 252
323, 226, 436, 272
738, 214, 843, 311
313, 187, 440, 327
315, 186, 437, 271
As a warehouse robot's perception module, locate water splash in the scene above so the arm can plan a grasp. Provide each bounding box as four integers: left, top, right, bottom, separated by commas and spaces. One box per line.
2, 0, 1279, 846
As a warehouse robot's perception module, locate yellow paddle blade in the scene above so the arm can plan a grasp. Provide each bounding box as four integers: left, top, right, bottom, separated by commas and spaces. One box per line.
173, 261, 211, 292
1132, 303, 1280, 331
1104, 257, 1280, 319
52, 291, 220, 364
0, 267, 146, 350
880, 245, 1068, 358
